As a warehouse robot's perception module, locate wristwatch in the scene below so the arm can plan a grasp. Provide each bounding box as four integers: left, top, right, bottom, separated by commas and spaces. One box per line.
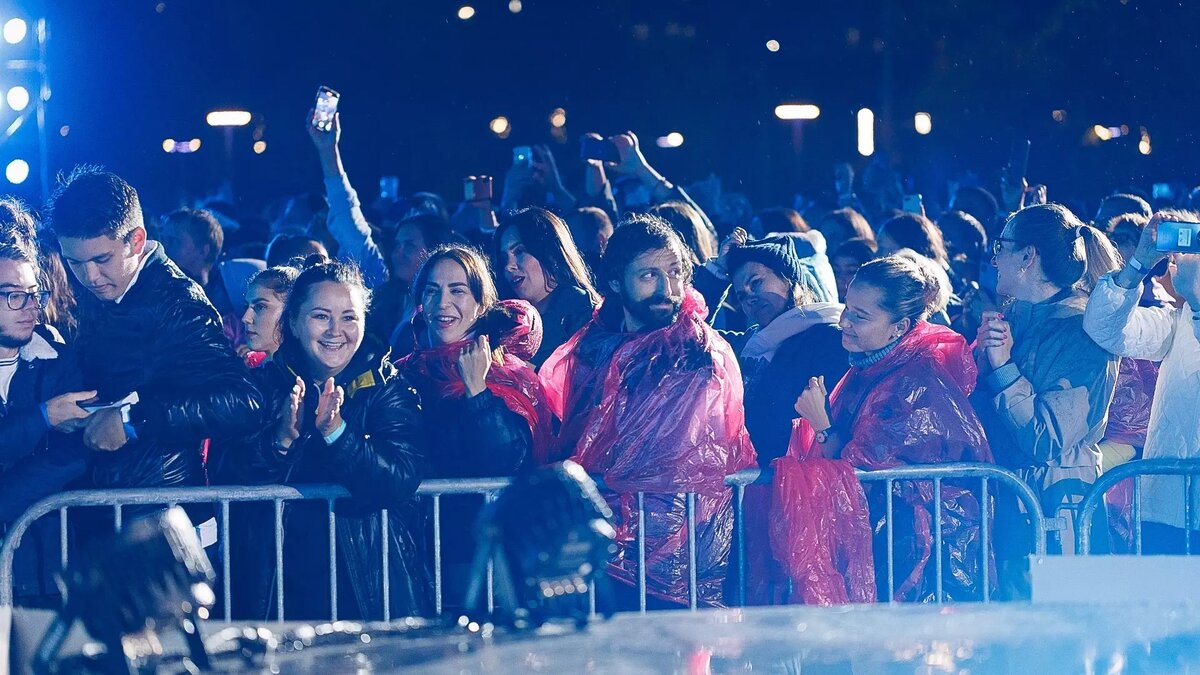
815, 425, 835, 444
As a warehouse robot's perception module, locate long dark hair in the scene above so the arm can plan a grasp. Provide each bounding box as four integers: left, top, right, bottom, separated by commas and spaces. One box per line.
879, 213, 949, 268
649, 201, 717, 263
494, 207, 600, 305
1005, 204, 1121, 292
415, 244, 500, 314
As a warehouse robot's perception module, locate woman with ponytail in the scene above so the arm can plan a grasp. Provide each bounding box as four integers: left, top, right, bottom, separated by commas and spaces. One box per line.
772, 255, 992, 604
975, 204, 1121, 578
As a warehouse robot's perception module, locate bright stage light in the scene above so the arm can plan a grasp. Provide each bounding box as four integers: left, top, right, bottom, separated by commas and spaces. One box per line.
774, 104, 820, 120
6, 86, 29, 112
6, 159, 29, 184
458, 6, 476, 20
206, 110, 251, 127
162, 139, 175, 153
655, 132, 684, 148
3, 18, 27, 44
253, 140, 267, 154
766, 39, 780, 52
490, 115, 510, 137
508, 0, 522, 13
188, 138, 201, 152
549, 108, 566, 128
857, 108, 875, 156
914, 112, 932, 135
1093, 124, 1112, 141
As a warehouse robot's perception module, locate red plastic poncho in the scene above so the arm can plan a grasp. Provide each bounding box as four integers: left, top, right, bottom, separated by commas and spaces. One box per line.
540, 289, 757, 606
772, 321, 993, 603
396, 300, 556, 459
769, 419, 876, 605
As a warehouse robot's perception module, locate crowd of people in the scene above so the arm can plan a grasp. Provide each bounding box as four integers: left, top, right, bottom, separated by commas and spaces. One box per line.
1, 106, 1198, 617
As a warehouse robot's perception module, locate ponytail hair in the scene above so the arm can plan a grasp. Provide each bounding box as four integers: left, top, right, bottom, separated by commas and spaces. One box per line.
852, 254, 948, 325
1005, 203, 1120, 292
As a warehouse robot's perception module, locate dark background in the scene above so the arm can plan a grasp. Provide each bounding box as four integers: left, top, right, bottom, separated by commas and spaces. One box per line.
7, 0, 1200, 217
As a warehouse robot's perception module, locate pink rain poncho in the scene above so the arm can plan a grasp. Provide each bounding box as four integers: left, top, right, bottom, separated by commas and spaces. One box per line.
771, 321, 993, 603
540, 289, 757, 606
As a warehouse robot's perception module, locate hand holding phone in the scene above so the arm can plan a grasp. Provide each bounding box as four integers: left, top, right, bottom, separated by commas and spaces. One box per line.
1156, 220, 1200, 254
464, 175, 493, 203
512, 146, 533, 168
902, 194, 924, 216
311, 86, 340, 133
580, 135, 620, 164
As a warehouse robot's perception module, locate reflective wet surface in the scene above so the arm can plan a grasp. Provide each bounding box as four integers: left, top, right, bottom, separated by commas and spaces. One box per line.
197, 603, 1200, 673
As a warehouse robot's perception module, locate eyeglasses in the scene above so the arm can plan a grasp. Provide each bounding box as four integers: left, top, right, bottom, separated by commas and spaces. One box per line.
2, 290, 50, 311
991, 237, 1020, 257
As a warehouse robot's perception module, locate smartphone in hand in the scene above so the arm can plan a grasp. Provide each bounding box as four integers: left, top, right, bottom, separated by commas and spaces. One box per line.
464, 175, 494, 203
512, 146, 533, 167
579, 136, 620, 164
902, 194, 924, 215
311, 86, 340, 132
1156, 220, 1200, 254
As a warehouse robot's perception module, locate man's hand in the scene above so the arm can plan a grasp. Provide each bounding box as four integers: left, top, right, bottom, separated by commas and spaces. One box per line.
456, 335, 493, 397
306, 110, 342, 177
82, 408, 128, 452
314, 377, 345, 439
1115, 213, 1168, 290
713, 227, 748, 274
45, 390, 96, 432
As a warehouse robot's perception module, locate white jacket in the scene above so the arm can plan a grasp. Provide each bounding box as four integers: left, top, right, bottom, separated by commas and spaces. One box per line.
1083, 274, 1200, 530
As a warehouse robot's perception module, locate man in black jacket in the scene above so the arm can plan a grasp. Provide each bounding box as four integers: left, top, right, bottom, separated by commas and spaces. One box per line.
49, 166, 263, 500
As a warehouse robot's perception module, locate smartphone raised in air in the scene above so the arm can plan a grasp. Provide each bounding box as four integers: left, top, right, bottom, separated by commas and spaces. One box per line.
1156, 220, 1200, 254
311, 86, 340, 132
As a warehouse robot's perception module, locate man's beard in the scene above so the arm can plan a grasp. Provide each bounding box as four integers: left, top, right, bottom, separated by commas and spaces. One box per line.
622, 292, 682, 332
0, 327, 32, 350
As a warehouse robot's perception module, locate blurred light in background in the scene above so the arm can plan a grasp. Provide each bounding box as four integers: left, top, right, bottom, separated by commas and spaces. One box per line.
188, 138, 200, 152
162, 138, 175, 153
6, 159, 29, 184
774, 104, 820, 120
6, 86, 28, 112
1093, 124, 1112, 141
765, 39, 780, 52
1052, 109, 1067, 123
1139, 127, 1151, 155
857, 108, 874, 156
58, 125, 68, 136
253, 140, 267, 154
914, 112, 932, 135
508, 0, 522, 13
457, 6, 475, 20
3, 18, 26, 44
206, 110, 251, 127
490, 115, 510, 137
549, 107, 566, 128
655, 131, 684, 148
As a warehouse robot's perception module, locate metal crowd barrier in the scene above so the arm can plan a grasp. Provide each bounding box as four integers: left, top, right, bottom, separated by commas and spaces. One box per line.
1076, 458, 1200, 555
1, 463, 1050, 619
728, 463, 1048, 606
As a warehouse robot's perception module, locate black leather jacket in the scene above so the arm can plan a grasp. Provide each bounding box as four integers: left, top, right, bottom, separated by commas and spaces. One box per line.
74, 243, 263, 489
222, 337, 430, 620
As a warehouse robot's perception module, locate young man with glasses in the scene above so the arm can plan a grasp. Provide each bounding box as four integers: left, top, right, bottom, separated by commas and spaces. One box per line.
0, 231, 96, 523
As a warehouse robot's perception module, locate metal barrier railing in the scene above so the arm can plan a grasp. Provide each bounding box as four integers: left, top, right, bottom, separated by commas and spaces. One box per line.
1077, 458, 1200, 555
2, 463, 1050, 618
728, 463, 1047, 605
0, 479, 513, 621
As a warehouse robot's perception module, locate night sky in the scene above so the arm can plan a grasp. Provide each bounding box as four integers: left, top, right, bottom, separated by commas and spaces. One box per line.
11, 0, 1200, 217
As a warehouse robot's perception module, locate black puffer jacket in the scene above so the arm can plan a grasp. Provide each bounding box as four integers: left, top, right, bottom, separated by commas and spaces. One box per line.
74, 243, 262, 488
222, 336, 430, 620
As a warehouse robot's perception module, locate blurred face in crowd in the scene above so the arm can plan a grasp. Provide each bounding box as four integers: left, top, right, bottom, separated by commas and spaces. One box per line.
390, 223, 428, 285
159, 226, 211, 283
832, 254, 862, 301
422, 258, 482, 346
60, 228, 148, 302
838, 281, 907, 353
499, 227, 554, 308
0, 258, 40, 354
613, 246, 686, 332
290, 281, 365, 380
1173, 253, 1200, 297
242, 283, 286, 355
732, 262, 793, 328
1109, 224, 1140, 265
991, 222, 1034, 298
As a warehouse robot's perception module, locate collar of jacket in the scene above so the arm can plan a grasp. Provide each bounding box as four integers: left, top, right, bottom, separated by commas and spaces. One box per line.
274, 334, 393, 400
18, 324, 63, 362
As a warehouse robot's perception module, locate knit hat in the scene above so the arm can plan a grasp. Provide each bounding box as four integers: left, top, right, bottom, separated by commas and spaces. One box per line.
727, 235, 807, 286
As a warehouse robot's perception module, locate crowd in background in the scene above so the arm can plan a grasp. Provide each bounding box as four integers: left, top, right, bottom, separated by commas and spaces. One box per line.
1, 104, 1198, 617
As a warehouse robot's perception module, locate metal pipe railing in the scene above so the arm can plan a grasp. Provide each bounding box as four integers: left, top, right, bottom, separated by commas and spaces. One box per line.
1076, 458, 1200, 555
